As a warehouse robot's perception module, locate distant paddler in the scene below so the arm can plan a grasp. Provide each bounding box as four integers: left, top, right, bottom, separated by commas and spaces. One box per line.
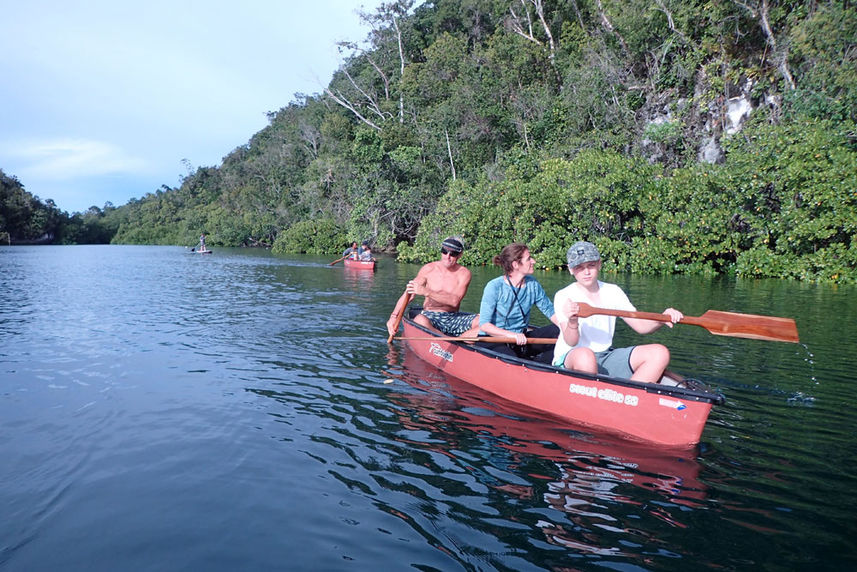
191, 232, 208, 253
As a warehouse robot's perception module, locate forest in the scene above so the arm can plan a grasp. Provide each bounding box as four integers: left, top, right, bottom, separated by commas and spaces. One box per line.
2, 0, 855, 283
0, 169, 120, 245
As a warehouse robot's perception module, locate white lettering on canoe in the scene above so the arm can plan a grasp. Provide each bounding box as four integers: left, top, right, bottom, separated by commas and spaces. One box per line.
568, 383, 639, 407
598, 388, 625, 404
658, 397, 687, 411
569, 383, 597, 398
429, 343, 453, 362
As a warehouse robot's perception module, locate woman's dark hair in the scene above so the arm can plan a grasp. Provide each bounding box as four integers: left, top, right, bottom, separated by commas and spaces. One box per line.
493, 243, 529, 274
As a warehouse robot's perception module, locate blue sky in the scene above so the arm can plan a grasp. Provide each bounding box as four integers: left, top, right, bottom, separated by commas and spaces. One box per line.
0, 1, 381, 214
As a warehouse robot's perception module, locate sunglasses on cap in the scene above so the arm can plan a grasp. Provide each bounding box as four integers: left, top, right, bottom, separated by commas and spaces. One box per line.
441, 247, 461, 257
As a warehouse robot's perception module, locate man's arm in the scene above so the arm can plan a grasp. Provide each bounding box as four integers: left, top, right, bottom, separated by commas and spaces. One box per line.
386, 265, 431, 336
386, 290, 414, 336
557, 295, 581, 346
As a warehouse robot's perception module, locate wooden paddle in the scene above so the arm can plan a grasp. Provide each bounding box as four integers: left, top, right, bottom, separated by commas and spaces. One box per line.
576, 302, 799, 343
329, 256, 347, 266
396, 336, 557, 345
387, 291, 414, 344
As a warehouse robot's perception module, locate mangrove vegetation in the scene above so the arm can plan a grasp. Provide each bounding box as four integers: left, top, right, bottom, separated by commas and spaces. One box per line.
2, 0, 855, 282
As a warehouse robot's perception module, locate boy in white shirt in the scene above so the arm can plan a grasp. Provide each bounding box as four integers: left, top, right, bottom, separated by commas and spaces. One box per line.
552, 241, 683, 383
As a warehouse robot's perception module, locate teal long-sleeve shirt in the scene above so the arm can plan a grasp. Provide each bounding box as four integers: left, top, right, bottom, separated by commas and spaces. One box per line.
478, 275, 555, 333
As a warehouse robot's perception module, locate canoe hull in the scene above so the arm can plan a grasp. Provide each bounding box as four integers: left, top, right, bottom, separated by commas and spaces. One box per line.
344, 258, 376, 270
397, 349, 707, 499
402, 316, 722, 447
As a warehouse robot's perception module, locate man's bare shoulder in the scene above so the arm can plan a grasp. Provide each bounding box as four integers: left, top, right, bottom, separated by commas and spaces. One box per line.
422, 261, 471, 276
419, 260, 449, 274
416, 260, 442, 278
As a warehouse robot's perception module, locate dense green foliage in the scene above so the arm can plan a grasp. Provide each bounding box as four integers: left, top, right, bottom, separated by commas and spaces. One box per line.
0, 169, 120, 244
1, 169, 62, 244
271, 219, 347, 255
404, 120, 856, 283
5, 1, 856, 282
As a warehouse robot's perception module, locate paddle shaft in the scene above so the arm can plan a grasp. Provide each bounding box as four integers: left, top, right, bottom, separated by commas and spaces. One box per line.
576, 302, 799, 343
397, 336, 557, 345
329, 256, 347, 266
396, 303, 798, 345
387, 292, 414, 344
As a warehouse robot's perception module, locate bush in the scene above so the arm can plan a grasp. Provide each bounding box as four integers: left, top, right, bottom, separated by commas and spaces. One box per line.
402, 126, 857, 284
722, 119, 857, 282
271, 219, 347, 255
408, 150, 661, 269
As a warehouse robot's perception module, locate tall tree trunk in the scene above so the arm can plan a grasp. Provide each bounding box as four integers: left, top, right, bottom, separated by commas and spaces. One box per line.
393, 14, 406, 123
759, 0, 796, 89
445, 128, 456, 181
733, 0, 796, 89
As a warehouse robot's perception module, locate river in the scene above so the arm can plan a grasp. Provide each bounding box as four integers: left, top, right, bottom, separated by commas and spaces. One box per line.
1, 245, 855, 570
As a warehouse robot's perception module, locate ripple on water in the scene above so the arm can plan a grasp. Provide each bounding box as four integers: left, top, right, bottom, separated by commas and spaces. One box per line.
2, 246, 856, 570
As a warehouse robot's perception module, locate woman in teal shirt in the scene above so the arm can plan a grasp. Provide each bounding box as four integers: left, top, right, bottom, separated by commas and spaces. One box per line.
478, 242, 559, 363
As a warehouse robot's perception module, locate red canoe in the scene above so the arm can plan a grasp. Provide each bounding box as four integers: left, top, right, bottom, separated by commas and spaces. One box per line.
392, 348, 707, 501
401, 311, 723, 447
344, 258, 376, 270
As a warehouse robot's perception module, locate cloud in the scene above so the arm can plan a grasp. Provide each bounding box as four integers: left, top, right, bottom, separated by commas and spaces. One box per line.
1, 138, 147, 180
0, 0, 383, 213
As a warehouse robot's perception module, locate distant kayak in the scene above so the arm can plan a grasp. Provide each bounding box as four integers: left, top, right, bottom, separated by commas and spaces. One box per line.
343, 258, 375, 270
191, 249, 212, 255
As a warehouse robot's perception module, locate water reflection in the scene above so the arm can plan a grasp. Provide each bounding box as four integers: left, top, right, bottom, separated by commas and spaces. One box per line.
4, 246, 855, 570
342, 265, 377, 289
384, 344, 708, 562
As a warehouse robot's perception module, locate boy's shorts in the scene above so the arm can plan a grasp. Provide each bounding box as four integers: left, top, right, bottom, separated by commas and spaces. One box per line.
554, 345, 636, 379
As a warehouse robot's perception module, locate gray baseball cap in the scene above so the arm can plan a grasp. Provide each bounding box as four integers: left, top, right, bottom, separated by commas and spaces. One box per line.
566, 241, 600, 268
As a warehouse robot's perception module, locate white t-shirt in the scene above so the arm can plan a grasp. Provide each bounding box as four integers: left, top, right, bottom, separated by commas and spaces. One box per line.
552, 281, 635, 362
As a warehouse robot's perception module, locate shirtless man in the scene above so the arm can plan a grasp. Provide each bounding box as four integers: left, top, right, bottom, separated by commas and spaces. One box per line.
386, 237, 479, 337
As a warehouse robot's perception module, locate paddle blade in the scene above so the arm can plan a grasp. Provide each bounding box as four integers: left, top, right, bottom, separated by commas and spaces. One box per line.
576, 301, 800, 343
693, 311, 799, 343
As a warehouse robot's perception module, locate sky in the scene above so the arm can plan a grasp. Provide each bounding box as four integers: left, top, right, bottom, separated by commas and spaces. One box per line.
0, 0, 383, 214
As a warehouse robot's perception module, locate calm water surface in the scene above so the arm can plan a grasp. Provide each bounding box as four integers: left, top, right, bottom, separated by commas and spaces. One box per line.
1, 245, 855, 571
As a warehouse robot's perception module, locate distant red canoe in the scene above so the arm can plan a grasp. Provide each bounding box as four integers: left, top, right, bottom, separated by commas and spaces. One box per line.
344, 258, 376, 270
401, 310, 723, 447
